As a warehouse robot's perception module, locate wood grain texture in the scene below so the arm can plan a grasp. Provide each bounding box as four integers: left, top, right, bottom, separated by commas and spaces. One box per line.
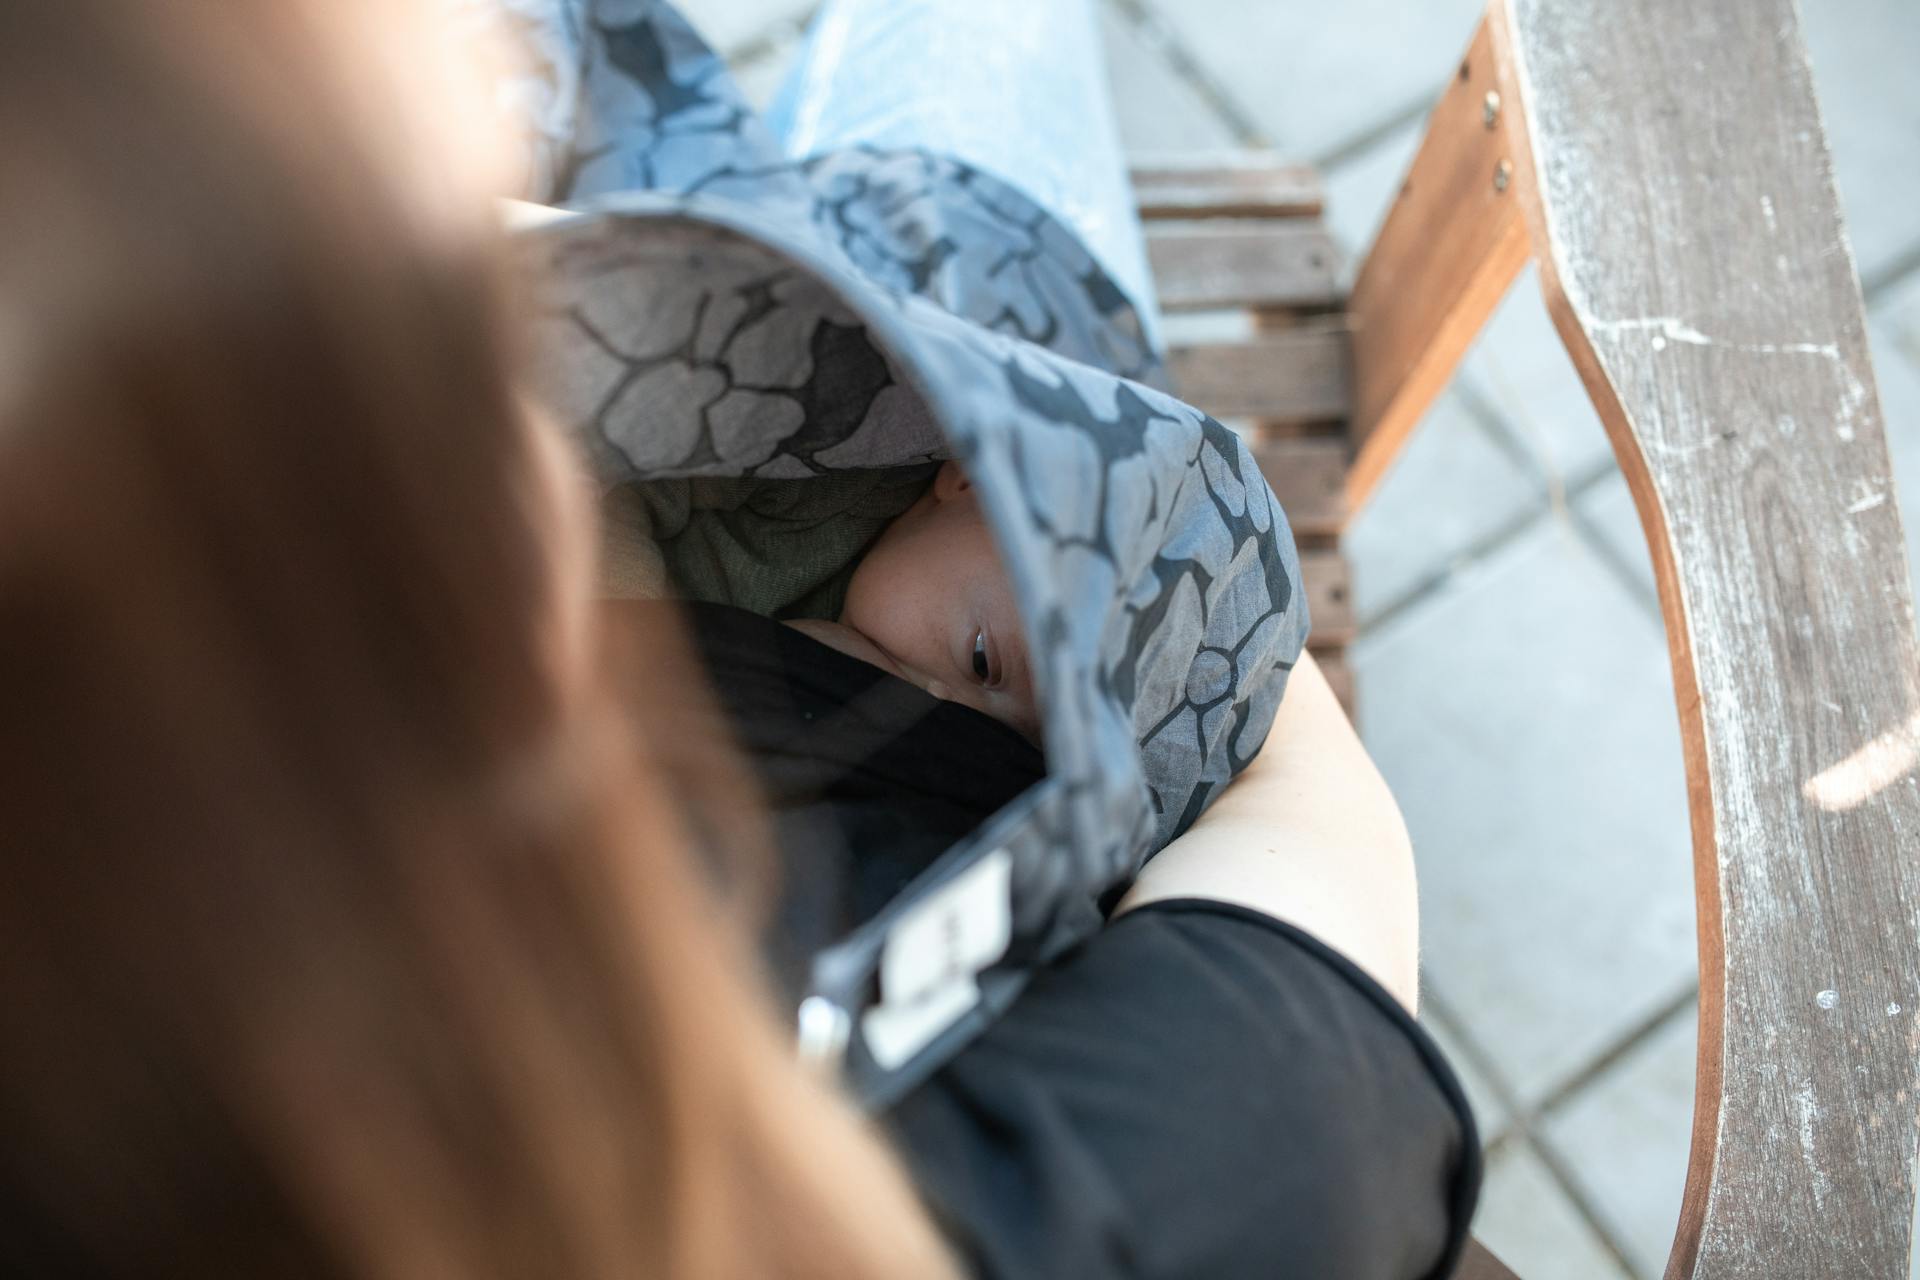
1494, 1, 1920, 1274
1345, 14, 1530, 512
1129, 155, 1324, 220
1166, 324, 1352, 423
1145, 222, 1344, 312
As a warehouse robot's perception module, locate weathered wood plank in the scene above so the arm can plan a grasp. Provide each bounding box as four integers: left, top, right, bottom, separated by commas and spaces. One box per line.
1346, 14, 1530, 512
1145, 222, 1344, 312
1494, 0, 1920, 1274
1166, 325, 1352, 423
1130, 155, 1324, 220
1299, 549, 1353, 646
1251, 436, 1348, 539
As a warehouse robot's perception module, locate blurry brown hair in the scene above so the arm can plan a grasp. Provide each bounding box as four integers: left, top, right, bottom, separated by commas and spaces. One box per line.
0, 2, 952, 1276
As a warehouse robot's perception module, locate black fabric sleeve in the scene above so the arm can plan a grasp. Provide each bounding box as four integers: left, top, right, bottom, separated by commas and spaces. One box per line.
885, 899, 1481, 1280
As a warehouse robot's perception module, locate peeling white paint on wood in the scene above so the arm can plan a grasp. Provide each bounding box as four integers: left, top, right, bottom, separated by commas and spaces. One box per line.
1794, 1079, 1830, 1209
1582, 315, 1871, 442
1846, 489, 1887, 515
1502, 0, 1920, 1271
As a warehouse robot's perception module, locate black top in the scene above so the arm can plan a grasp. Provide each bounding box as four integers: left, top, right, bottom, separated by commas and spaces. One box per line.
675, 602, 1480, 1278
672, 600, 1046, 999
890, 901, 1480, 1280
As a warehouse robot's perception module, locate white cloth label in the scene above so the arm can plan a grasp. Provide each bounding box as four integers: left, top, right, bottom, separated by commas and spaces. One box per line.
879, 847, 1012, 1007
861, 976, 981, 1071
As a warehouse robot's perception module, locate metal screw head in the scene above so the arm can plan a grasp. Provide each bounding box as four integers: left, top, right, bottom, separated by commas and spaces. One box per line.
1493, 159, 1513, 193
1482, 89, 1501, 128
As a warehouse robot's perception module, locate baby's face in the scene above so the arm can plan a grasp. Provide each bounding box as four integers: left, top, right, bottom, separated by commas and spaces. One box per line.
839, 462, 1039, 741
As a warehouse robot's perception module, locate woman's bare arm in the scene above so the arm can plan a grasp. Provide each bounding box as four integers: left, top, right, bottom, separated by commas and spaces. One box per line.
1116, 652, 1421, 1011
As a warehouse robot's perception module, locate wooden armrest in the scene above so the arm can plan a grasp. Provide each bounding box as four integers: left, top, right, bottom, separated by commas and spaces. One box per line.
1489, 0, 1920, 1273
1350, 2, 1920, 1272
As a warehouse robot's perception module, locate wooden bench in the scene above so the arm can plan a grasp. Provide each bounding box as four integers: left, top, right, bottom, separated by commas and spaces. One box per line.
1133, 158, 1357, 711
1137, 1, 1920, 1274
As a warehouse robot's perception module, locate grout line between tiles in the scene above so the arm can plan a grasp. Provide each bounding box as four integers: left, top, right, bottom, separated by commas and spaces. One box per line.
1567, 496, 1665, 625
1426, 982, 1697, 1280
1454, 341, 1673, 632
1350, 454, 1619, 638
1524, 1131, 1652, 1279
1105, 0, 1271, 148
1521, 984, 1700, 1278
1863, 240, 1920, 305
1311, 96, 1434, 172
1420, 983, 1528, 1136
1351, 489, 1543, 636
1452, 377, 1551, 480
1530, 983, 1699, 1126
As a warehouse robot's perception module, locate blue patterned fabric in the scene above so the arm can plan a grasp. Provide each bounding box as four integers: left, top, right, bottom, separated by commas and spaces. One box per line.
471, 0, 1309, 1103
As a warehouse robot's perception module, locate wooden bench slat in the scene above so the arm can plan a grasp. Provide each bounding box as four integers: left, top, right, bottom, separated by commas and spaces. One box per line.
1251, 436, 1348, 539
1145, 223, 1344, 312
1299, 549, 1353, 646
1130, 155, 1324, 220
1166, 325, 1352, 423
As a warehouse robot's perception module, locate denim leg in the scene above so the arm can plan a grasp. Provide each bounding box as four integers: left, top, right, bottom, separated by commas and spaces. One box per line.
761, 0, 1162, 349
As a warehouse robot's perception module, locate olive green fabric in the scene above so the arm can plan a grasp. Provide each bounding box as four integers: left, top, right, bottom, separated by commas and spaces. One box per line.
600, 466, 937, 620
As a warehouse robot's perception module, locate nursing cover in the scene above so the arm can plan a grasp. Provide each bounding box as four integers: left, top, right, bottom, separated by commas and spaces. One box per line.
471, 0, 1309, 1105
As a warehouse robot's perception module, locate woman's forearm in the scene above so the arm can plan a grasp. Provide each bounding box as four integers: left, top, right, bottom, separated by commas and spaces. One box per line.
1116, 652, 1422, 1011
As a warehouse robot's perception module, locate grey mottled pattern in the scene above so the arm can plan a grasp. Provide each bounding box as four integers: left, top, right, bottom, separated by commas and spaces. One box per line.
471, 0, 1308, 1102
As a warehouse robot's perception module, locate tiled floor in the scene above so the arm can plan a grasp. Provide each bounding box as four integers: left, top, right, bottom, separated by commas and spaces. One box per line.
697, 2, 1920, 1274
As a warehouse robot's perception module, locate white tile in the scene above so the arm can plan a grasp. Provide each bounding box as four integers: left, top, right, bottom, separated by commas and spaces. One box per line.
1879, 270, 1920, 359
1322, 116, 1423, 256
1460, 264, 1614, 483
1351, 518, 1698, 1109
1541, 1003, 1698, 1280
1799, 0, 1920, 288
1866, 306, 1920, 602
1573, 470, 1657, 604
1473, 1140, 1633, 1280
1099, 4, 1240, 157
1138, 0, 1483, 160
1344, 393, 1541, 625
1421, 1001, 1513, 1148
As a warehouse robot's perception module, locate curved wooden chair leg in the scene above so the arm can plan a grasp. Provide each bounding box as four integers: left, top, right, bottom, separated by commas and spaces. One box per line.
1488, 0, 1920, 1274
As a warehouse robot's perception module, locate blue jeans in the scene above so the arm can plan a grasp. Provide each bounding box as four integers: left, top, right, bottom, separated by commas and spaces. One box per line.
760, 0, 1163, 351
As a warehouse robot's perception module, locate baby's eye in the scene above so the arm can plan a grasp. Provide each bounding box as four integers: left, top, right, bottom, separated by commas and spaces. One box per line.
972, 631, 991, 682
